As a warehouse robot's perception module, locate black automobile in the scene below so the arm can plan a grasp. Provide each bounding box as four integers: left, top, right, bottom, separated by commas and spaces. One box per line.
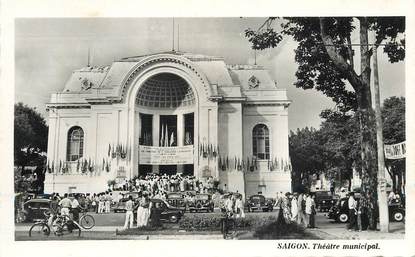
327, 197, 405, 223
166, 192, 187, 212
246, 194, 273, 212
314, 191, 339, 212
188, 194, 214, 212
133, 198, 184, 223
22, 198, 51, 222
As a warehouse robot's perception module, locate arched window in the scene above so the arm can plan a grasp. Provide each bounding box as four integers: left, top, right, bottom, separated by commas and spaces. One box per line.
67, 126, 84, 161
252, 124, 270, 160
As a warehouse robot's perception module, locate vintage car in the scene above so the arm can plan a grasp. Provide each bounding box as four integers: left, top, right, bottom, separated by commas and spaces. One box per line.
188, 194, 214, 212
166, 192, 187, 212
327, 197, 405, 223
133, 198, 184, 223
246, 194, 273, 212
113, 192, 141, 213
22, 198, 51, 222
314, 190, 339, 212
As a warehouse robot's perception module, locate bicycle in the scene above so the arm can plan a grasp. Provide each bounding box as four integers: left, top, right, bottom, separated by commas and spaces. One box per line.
220, 211, 235, 239
28, 212, 51, 239
29, 212, 81, 238
78, 208, 95, 229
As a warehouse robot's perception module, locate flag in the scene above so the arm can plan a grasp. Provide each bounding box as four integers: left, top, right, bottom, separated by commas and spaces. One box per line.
160, 124, 164, 146
108, 144, 111, 157
234, 156, 237, 170
102, 158, 105, 171
77, 159, 80, 172
59, 160, 62, 173
169, 132, 174, 147
105, 159, 110, 172
226, 156, 229, 169
164, 125, 169, 147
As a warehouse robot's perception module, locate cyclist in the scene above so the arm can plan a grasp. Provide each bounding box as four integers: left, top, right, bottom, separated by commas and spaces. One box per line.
47, 196, 59, 227
58, 193, 72, 217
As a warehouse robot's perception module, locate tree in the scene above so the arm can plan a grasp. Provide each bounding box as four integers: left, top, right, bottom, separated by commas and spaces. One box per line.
381, 96, 405, 194
289, 127, 325, 192
14, 102, 48, 170
318, 109, 360, 191
245, 17, 405, 197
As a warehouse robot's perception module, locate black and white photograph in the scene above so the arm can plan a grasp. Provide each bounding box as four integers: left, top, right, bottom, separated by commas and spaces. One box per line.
1, 1, 414, 257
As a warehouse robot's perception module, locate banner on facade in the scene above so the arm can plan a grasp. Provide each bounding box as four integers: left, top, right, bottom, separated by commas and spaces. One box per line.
116, 167, 127, 178
139, 145, 194, 165
384, 141, 406, 159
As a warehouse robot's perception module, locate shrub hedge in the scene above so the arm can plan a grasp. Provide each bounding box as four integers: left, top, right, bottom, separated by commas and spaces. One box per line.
178, 213, 279, 231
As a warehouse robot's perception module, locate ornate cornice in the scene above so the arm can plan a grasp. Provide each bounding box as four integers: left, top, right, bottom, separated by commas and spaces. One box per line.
118, 54, 212, 103
46, 103, 91, 111
243, 100, 292, 107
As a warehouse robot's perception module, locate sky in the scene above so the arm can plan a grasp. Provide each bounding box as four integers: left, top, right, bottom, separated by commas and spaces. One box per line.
15, 18, 405, 131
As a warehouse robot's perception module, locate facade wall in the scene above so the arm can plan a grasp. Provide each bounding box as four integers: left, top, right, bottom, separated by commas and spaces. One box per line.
44, 54, 291, 195
217, 102, 245, 194
241, 104, 291, 197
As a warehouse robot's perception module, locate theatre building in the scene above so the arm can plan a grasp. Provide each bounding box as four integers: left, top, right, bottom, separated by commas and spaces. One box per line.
44, 52, 292, 197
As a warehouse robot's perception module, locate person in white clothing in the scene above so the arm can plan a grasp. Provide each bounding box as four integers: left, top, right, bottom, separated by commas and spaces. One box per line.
234, 195, 245, 218
58, 194, 72, 217
123, 196, 135, 230
290, 193, 299, 222
105, 193, 112, 213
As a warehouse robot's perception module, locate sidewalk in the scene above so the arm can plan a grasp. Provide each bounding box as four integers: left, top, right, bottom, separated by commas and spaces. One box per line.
308, 225, 405, 240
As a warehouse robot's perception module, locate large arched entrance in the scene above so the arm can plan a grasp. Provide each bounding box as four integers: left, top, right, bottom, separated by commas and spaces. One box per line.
124, 54, 219, 181
135, 73, 196, 176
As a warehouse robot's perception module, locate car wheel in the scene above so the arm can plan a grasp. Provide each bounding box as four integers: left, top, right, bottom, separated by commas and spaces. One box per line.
338, 213, 349, 223
247, 207, 251, 212
169, 215, 178, 223
393, 211, 404, 222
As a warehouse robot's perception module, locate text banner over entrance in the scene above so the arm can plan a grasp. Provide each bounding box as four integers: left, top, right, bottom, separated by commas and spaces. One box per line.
139, 145, 194, 165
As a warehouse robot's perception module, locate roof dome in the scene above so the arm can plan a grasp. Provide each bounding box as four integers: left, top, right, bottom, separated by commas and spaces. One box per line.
136, 73, 195, 108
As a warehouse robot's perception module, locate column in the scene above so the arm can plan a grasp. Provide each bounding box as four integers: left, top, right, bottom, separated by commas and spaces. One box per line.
152, 114, 160, 174
177, 114, 184, 174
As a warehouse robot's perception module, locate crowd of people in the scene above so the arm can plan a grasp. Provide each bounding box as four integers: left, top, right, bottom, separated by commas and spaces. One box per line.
116, 173, 219, 196
273, 192, 317, 229
346, 191, 378, 232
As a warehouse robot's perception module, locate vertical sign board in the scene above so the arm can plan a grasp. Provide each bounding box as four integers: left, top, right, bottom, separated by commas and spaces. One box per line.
139, 145, 194, 165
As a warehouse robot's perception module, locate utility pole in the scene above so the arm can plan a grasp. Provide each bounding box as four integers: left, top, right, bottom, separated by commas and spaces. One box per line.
373, 45, 389, 232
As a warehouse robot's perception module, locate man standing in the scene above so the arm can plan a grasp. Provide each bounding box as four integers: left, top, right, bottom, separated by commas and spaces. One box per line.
297, 193, 306, 226
105, 193, 112, 213
123, 196, 135, 230
58, 193, 72, 217
71, 194, 80, 223
98, 193, 105, 214
348, 192, 357, 231
291, 193, 299, 223
234, 194, 245, 218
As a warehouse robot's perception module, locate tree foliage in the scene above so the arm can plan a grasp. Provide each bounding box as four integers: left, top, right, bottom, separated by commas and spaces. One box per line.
289, 127, 324, 191
246, 17, 405, 196
289, 96, 405, 192
14, 102, 48, 168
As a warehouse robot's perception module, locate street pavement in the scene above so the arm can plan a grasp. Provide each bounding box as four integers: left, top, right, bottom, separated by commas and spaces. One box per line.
15, 210, 404, 240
